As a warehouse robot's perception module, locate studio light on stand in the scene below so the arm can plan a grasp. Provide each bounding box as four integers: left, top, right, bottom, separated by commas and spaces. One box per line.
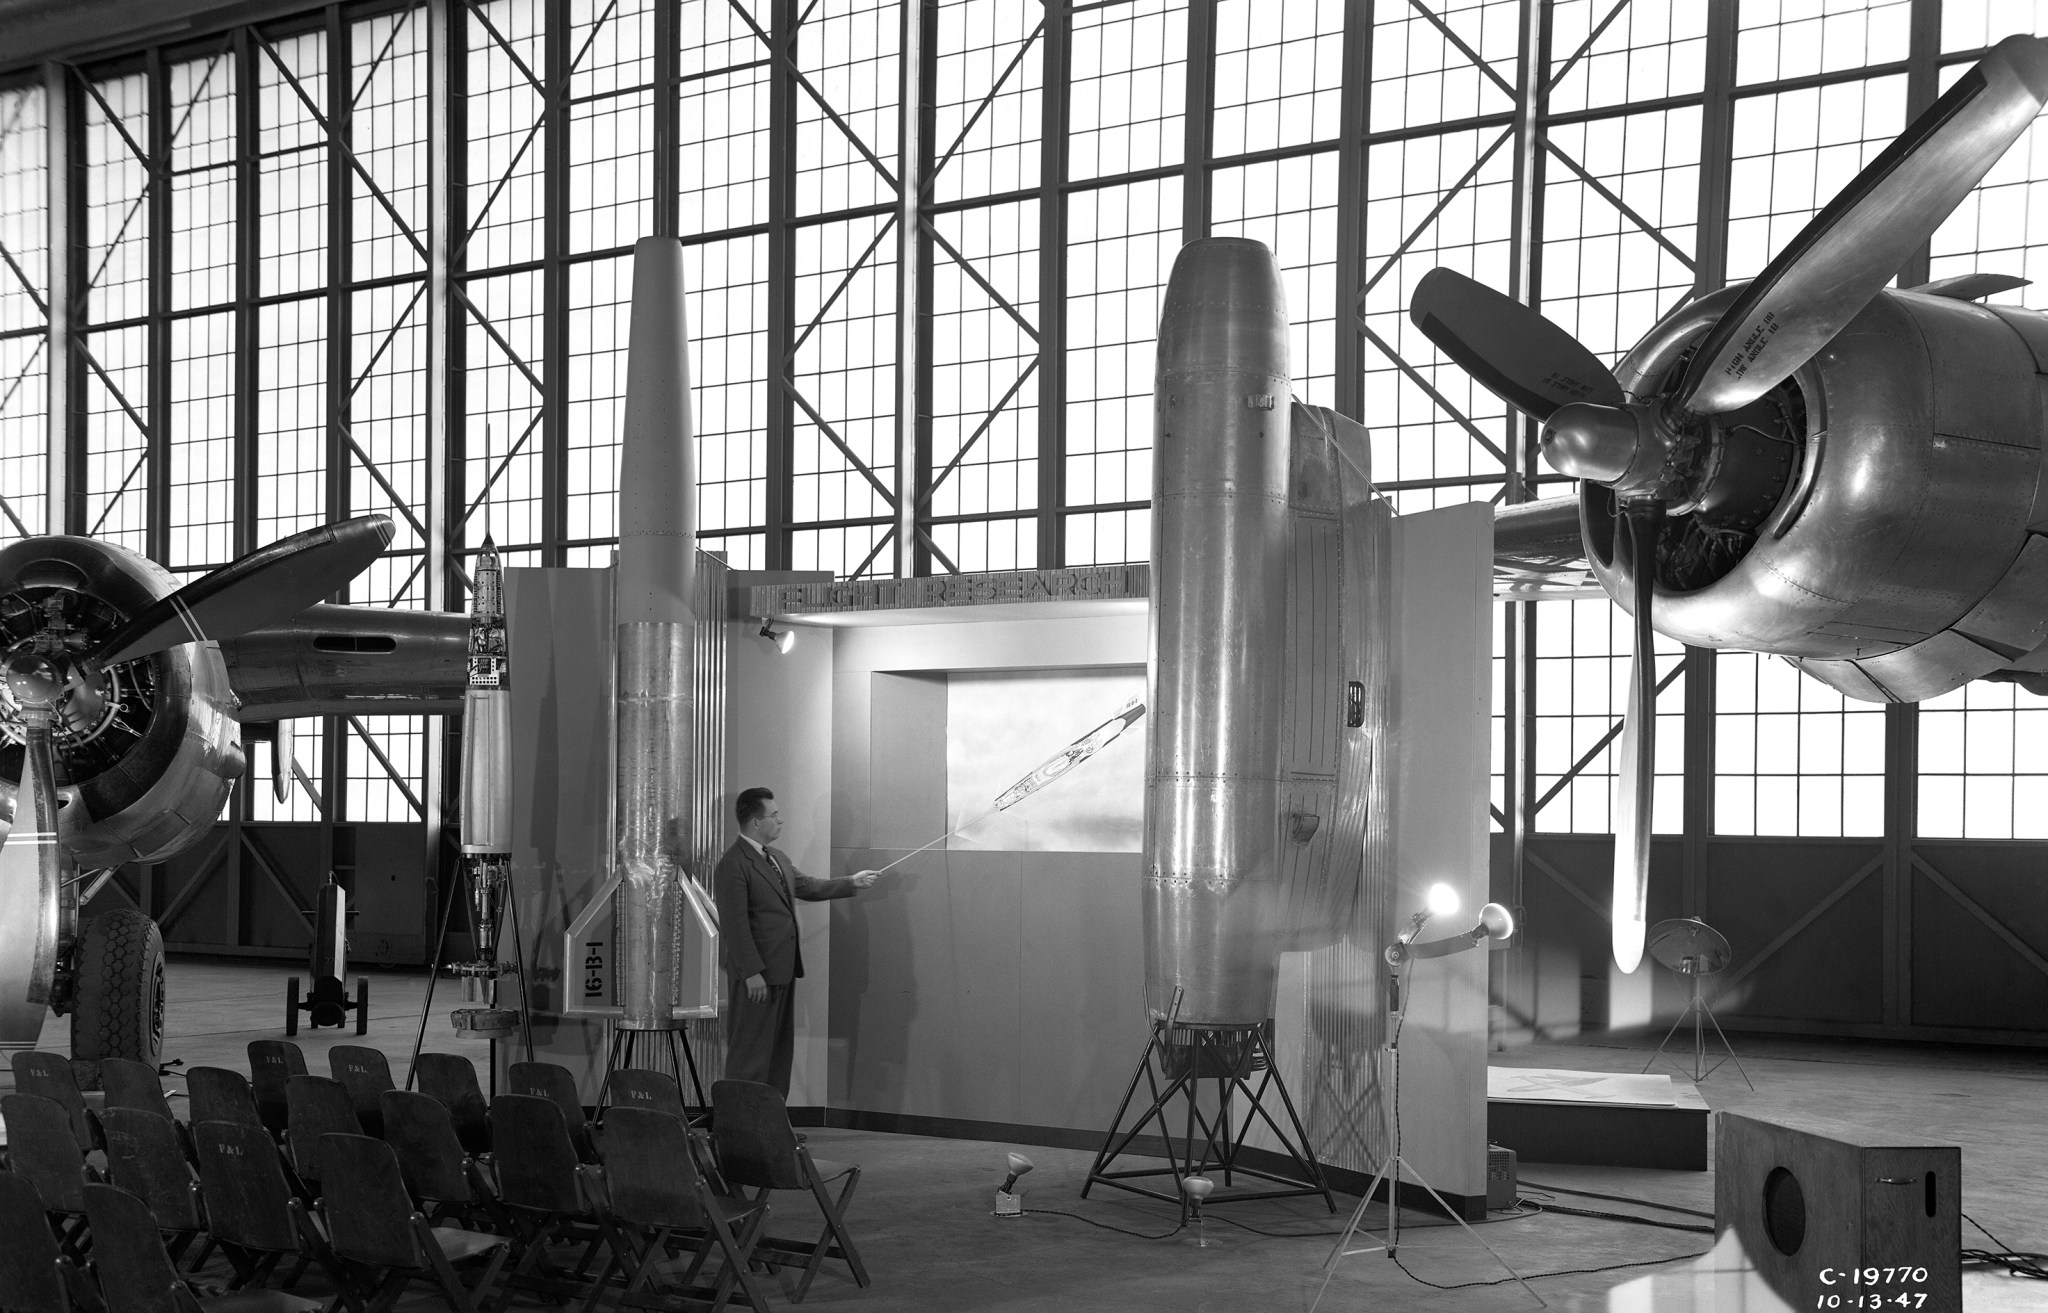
1180, 1175, 1216, 1247
1311, 887, 1544, 1312
993, 1152, 1033, 1217
757, 621, 796, 655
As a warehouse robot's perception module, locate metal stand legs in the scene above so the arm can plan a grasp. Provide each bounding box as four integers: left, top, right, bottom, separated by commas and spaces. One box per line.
1311, 1029, 1544, 1311
1083, 1020, 1334, 1217
1643, 975, 1753, 1089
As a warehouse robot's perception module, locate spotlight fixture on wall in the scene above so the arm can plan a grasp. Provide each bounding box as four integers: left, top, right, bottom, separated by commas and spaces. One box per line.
994, 1152, 1033, 1217
757, 621, 795, 655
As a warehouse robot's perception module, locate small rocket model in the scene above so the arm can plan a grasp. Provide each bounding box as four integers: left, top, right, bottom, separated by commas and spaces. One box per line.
451, 534, 520, 1039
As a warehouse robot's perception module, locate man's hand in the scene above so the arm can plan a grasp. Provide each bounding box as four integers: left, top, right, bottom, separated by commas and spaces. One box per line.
744, 973, 768, 1002
849, 869, 881, 889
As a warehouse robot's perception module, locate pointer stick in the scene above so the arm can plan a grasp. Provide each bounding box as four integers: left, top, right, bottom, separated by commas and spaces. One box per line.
870, 808, 1000, 875
864, 698, 1147, 877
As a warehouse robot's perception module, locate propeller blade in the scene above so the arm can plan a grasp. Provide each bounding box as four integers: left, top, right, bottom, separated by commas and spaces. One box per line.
0, 721, 65, 1024
1410, 268, 1625, 421
273, 719, 295, 805
1677, 34, 2048, 415
1611, 506, 1660, 974
92, 515, 395, 667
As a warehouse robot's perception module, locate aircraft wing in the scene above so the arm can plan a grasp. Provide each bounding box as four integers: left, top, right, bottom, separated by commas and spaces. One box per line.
1493, 496, 1605, 600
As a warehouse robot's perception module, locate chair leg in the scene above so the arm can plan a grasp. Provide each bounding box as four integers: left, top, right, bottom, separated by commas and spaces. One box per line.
794, 1167, 867, 1300
701, 1205, 771, 1313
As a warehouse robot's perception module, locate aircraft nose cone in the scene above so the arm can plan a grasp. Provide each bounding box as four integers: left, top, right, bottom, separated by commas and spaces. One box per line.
1541, 401, 1641, 484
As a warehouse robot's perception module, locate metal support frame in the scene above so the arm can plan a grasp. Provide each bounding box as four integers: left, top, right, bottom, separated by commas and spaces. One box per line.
1083, 1020, 1334, 1215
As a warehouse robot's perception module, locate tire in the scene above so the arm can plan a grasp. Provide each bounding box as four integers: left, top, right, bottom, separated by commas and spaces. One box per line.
354, 977, 368, 1036
287, 976, 300, 1036
72, 908, 166, 1083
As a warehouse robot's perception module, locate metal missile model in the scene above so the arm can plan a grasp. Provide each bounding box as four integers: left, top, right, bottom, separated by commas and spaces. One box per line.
562, 236, 721, 1029
449, 534, 520, 1040
1143, 238, 1384, 1029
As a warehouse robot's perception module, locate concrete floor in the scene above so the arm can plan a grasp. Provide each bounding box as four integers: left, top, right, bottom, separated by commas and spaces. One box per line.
10, 958, 2048, 1312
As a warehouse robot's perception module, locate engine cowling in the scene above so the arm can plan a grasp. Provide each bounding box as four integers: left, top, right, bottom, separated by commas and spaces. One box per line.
1585, 285, 2048, 703
0, 538, 246, 867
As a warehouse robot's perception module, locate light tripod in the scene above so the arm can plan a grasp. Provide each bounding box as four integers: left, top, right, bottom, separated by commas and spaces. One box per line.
1643, 969, 1753, 1089
1311, 889, 1543, 1311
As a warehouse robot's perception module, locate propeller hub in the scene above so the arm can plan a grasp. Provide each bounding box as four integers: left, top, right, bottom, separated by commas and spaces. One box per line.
5, 653, 64, 712
1540, 402, 1645, 484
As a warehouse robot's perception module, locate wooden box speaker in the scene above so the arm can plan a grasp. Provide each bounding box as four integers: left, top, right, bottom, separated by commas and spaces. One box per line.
1716, 1112, 1959, 1313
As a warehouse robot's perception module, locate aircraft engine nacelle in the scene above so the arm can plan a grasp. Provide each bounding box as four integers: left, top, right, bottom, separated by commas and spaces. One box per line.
0, 537, 246, 868
1583, 284, 2048, 703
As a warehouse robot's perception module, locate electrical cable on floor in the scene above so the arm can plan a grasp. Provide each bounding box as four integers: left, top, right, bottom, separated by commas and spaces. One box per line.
1211, 1200, 1547, 1240
1388, 1246, 1711, 1290
1517, 1177, 1714, 1219
1517, 1197, 1714, 1234
1020, 1208, 1185, 1241
1963, 1212, 2048, 1279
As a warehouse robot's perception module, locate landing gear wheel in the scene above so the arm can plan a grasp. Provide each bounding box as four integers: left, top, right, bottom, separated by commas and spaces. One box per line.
286, 976, 300, 1036
354, 977, 368, 1035
71, 909, 166, 1087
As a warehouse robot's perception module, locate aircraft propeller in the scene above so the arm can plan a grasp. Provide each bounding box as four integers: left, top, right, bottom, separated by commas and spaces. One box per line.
1409, 34, 2048, 972
0, 513, 394, 1011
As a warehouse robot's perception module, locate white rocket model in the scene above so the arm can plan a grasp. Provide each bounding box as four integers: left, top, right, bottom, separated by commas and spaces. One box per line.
451, 534, 520, 1038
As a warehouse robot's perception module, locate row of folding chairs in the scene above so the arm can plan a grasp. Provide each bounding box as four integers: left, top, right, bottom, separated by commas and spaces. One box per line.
6, 1048, 866, 1312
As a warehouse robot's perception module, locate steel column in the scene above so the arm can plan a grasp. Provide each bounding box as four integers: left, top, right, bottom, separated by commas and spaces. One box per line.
1331, 0, 1371, 425
44, 61, 75, 535
1034, 2, 1068, 569
896, 0, 933, 577
145, 47, 169, 566
1181, 0, 1213, 244
764, 0, 796, 570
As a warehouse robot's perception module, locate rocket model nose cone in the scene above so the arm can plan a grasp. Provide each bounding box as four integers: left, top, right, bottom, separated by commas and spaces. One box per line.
1541, 401, 1641, 484
1158, 238, 1290, 376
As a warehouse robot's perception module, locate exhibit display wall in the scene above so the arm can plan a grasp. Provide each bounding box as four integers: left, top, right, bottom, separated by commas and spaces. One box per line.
497, 505, 1489, 1202
813, 503, 1493, 1201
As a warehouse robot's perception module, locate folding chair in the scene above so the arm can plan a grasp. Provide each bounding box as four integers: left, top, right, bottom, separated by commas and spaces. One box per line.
327, 1048, 394, 1139
710, 1079, 869, 1300
192, 1119, 358, 1306
595, 1106, 770, 1313
3, 1091, 98, 1258
186, 1068, 266, 1135
247, 1042, 308, 1139
378, 1090, 507, 1231
413, 1054, 490, 1157
101, 1108, 210, 1269
284, 1075, 360, 1192
506, 1063, 597, 1164
12, 1051, 102, 1153
101, 1059, 178, 1123
0, 1169, 100, 1313
485, 1094, 610, 1311
318, 1133, 510, 1313
84, 1183, 319, 1313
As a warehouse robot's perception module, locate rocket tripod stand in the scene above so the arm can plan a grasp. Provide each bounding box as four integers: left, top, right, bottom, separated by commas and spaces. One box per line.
1084, 1018, 1334, 1216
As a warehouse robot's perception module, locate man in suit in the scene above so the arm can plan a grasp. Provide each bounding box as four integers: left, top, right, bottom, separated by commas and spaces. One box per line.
713, 786, 879, 1097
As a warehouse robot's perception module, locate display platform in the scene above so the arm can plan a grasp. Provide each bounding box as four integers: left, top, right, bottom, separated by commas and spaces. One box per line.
1484, 1066, 1710, 1171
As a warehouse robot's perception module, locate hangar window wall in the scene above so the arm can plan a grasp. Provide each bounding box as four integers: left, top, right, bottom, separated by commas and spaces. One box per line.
2, 0, 2048, 924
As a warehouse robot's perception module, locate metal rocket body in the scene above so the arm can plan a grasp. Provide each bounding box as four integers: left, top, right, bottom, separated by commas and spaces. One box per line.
612, 235, 700, 1033
1145, 239, 1296, 1027
1143, 238, 1386, 1029
451, 534, 520, 1039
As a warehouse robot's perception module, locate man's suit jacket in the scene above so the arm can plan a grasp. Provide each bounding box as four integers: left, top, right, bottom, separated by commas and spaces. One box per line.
712, 837, 858, 985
